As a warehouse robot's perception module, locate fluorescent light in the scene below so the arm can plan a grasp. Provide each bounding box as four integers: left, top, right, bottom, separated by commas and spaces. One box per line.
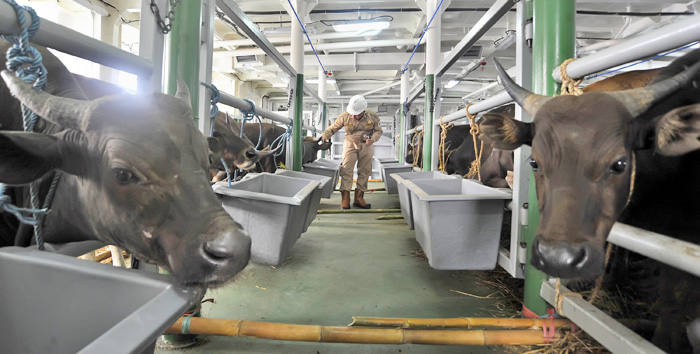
444, 80, 459, 89
333, 20, 390, 33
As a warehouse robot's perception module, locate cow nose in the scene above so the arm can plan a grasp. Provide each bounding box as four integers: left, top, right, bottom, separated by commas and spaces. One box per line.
531, 238, 604, 279
245, 149, 257, 160
201, 229, 251, 268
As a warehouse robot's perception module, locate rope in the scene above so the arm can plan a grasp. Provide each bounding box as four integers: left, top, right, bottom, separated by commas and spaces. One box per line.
240, 99, 263, 149
401, 0, 446, 74
2, 0, 61, 250
220, 158, 232, 188
557, 58, 584, 96
464, 105, 484, 181
411, 130, 423, 170
270, 124, 293, 169
588, 243, 615, 305
554, 278, 583, 315
437, 116, 453, 172
200, 82, 220, 137
286, 0, 330, 76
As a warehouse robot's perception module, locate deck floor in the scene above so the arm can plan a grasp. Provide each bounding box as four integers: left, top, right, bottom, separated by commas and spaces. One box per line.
158, 182, 518, 353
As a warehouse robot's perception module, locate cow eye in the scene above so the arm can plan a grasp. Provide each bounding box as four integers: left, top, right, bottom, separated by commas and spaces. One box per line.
610, 158, 627, 175
529, 157, 539, 171
113, 168, 139, 185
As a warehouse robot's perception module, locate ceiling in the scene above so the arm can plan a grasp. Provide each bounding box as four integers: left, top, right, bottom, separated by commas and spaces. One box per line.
212, 0, 698, 111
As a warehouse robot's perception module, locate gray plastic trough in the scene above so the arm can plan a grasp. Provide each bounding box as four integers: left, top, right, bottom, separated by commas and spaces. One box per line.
402, 178, 511, 270
376, 158, 400, 181
380, 163, 414, 194
0, 247, 199, 354
274, 170, 327, 232
392, 171, 461, 229
303, 159, 341, 191
214, 173, 320, 266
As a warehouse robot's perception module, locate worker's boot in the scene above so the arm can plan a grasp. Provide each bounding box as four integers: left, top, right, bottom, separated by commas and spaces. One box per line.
353, 190, 371, 209
340, 191, 351, 210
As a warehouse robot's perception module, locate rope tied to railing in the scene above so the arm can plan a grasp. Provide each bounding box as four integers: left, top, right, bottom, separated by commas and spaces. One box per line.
270, 124, 293, 169
200, 82, 220, 137
241, 99, 264, 149
437, 116, 453, 173
464, 105, 484, 181
2, 0, 62, 250
411, 129, 424, 170
557, 58, 583, 96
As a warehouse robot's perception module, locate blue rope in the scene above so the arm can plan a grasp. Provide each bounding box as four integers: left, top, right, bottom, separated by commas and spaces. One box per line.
585, 42, 700, 80
200, 82, 220, 137
401, 0, 446, 74
286, 0, 330, 76
270, 124, 293, 169
241, 99, 263, 149
220, 158, 232, 188
2, 0, 60, 250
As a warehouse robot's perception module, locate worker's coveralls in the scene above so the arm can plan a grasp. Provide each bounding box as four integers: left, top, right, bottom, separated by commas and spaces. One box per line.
321, 110, 383, 192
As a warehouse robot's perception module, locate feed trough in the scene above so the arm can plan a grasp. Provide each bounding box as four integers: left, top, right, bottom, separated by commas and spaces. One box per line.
392, 171, 460, 229
379, 163, 414, 194
402, 178, 511, 270
274, 170, 329, 231
303, 159, 341, 191
214, 173, 319, 266
0, 247, 198, 354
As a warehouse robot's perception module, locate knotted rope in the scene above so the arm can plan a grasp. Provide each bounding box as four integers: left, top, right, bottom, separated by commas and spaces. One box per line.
437, 116, 454, 172
270, 124, 294, 169
2, 0, 61, 250
240, 99, 264, 149
464, 105, 484, 181
411, 129, 424, 170
557, 58, 584, 96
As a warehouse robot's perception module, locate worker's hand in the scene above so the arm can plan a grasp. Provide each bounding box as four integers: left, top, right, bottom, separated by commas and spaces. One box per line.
365, 138, 374, 145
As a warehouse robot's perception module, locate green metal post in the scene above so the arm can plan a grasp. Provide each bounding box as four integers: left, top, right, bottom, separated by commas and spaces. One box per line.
422, 74, 434, 171
522, 0, 576, 318
293, 74, 304, 171
321, 102, 327, 158
159, 0, 203, 347
163, 0, 202, 126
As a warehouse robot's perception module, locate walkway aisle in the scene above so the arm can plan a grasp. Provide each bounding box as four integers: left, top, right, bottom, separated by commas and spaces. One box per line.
167, 183, 516, 354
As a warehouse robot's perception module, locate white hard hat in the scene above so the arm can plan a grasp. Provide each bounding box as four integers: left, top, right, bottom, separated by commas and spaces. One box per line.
347, 95, 367, 115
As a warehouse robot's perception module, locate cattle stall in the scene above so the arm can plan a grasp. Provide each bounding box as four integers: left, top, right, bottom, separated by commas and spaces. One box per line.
2, 1, 700, 354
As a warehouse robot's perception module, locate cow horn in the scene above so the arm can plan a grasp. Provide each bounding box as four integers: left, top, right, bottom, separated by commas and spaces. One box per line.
257, 148, 276, 158
493, 59, 552, 117
606, 60, 700, 118
1, 70, 92, 131
174, 78, 191, 108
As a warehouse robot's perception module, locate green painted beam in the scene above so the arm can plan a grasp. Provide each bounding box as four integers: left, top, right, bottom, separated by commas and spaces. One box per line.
523, 0, 576, 318
293, 74, 304, 171
422, 74, 434, 171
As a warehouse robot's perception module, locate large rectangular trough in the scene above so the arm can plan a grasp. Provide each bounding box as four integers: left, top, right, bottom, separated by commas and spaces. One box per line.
0, 247, 198, 354
275, 170, 328, 231
380, 163, 414, 194
303, 159, 341, 191
392, 171, 460, 229
214, 173, 319, 266
402, 178, 511, 270
375, 158, 399, 182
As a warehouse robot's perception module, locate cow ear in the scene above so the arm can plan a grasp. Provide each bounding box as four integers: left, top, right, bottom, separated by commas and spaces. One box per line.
479, 112, 535, 150
207, 136, 221, 154
0, 131, 86, 185
654, 103, 700, 155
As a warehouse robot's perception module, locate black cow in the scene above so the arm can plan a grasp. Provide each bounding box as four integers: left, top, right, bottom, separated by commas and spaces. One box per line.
243, 122, 331, 172
0, 41, 250, 288
405, 125, 472, 169
480, 49, 700, 353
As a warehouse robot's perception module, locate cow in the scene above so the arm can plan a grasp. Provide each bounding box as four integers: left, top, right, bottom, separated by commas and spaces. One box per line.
0, 41, 251, 288
405, 125, 472, 169
479, 49, 700, 353
242, 122, 332, 172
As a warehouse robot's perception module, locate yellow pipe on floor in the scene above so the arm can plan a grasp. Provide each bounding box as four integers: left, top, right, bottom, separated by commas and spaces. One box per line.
349, 316, 572, 330
165, 317, 560, 345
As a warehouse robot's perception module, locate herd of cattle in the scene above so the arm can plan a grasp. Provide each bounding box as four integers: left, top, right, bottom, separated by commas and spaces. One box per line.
0, 38, 699, 352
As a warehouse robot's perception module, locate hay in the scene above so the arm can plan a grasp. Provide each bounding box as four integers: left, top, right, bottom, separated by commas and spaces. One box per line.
410, 247, 428, 261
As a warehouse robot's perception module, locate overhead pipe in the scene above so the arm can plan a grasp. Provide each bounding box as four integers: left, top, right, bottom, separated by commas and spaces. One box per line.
219, 92, 317, 132
360, 81, 402, 97
166, 317, 560, 345
214, 31, 370, 48
213, 38, 421, 57
552, 14, 700, 82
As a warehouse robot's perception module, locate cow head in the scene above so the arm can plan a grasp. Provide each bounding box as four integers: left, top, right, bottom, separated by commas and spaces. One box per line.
208, 112, 275, 174
0, 71, 251, 288
302, 136, 332, 164
479, 59, 700, 279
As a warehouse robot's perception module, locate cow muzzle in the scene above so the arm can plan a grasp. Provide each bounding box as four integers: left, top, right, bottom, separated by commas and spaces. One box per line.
531, 237, 604, 279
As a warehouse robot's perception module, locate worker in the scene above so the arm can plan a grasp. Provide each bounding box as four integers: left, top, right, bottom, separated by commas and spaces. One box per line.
321, 95, 383, 209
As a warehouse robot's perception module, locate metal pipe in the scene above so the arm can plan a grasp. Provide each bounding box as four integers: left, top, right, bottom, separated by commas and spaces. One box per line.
214, 31, 368, 47
219, 92, 317, 132
461, 82, 500, 100
0, 2, 152, 77
540, 280, 665, 353
608, 223, 700, 278
552, 14, 700, 82
360, 81, 402, 97
213, 38, 420, 57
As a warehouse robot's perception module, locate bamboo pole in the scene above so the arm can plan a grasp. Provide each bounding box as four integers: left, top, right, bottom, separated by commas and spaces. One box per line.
376, 215, 405, 220
350, 316, 572, 330
165, 317, 559, 345
318, 209, 401, 214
